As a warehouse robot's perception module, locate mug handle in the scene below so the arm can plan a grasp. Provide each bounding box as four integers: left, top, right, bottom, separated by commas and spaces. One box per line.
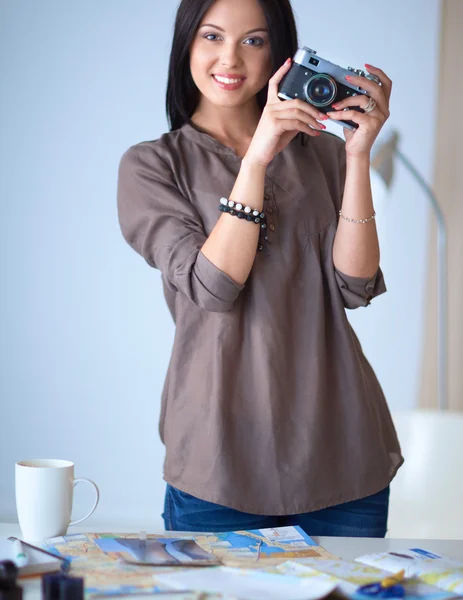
69, 478, 100, 526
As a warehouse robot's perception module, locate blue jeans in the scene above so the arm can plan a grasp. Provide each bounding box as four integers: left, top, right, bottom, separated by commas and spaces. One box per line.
162, 484, 390, 537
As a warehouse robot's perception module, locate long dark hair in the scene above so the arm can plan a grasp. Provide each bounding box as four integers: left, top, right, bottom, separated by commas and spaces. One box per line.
166, 0, 299, 131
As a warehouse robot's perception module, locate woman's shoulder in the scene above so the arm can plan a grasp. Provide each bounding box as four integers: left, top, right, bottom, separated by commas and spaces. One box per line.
121, 126, 190, 165
121, 128, 196, 178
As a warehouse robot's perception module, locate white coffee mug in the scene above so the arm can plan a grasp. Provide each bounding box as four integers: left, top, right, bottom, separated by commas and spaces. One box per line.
15, 459, 100, 541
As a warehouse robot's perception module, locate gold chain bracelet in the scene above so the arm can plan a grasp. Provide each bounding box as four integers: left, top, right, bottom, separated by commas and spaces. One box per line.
339, 210, 376, 224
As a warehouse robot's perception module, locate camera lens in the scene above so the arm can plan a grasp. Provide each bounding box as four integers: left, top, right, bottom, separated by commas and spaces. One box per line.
304, 74, 337, 107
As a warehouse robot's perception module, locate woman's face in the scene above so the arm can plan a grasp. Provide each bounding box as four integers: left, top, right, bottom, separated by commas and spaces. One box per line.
189, 0, 272, 110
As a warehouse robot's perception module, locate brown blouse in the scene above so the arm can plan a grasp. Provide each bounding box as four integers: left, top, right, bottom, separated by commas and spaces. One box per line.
117, 123, 404, 515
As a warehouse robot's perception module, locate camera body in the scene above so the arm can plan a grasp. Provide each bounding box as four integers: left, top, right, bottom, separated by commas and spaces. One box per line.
278, 47, 381, 130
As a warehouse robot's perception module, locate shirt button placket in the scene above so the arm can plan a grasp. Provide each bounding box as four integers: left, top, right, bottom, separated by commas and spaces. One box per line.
261, 188, 277, 252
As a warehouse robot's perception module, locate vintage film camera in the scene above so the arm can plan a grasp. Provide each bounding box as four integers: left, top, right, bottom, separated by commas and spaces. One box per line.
278, 47, 381, 130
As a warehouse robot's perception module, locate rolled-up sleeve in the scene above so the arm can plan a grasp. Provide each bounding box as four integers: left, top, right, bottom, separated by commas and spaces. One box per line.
334, 266, 387, 309
117, 143, 244, 312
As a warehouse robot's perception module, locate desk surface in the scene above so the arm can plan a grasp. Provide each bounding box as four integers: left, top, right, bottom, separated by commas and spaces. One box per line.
2, 522, 463, 599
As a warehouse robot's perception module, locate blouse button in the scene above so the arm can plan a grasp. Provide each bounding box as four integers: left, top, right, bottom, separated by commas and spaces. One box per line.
269, 223, 276, 232
266, 207, 274, 215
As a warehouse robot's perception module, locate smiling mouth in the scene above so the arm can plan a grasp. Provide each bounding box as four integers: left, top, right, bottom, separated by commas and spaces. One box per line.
212, 75, 246, 85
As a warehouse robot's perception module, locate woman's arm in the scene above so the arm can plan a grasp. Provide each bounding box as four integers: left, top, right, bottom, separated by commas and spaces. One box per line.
332, 154, 380, 279
200, 157, 266, 286
327, 63, 393, 281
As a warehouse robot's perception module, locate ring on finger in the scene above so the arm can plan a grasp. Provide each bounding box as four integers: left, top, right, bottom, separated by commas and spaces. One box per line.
363, 97, 377, 114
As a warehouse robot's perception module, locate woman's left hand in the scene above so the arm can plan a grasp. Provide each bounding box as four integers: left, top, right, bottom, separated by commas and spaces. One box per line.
325, 64, 392, 159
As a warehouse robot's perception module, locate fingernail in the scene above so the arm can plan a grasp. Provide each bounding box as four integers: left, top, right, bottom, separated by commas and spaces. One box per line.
285, 58, 291, 65
318, 124, 326, 130
345, 75, 352, 80
318, 115, 328, 120
365, 63, 373, 69
331, 104, 339, 109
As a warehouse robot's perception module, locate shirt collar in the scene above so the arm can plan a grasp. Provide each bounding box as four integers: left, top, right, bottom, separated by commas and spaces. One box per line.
181, 121, 308, 158
181, 122, 243, 157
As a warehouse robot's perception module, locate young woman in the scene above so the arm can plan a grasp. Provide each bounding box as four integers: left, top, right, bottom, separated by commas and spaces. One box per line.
117, 0, 404, 536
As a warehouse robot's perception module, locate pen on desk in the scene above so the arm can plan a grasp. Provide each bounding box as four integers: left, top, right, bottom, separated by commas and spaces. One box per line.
12, 539, 28, 567
7, 537, 70, 572
8, 537, 63, 561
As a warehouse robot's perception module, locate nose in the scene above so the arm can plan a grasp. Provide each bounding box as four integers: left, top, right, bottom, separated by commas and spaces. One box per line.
219, 42, 242, 69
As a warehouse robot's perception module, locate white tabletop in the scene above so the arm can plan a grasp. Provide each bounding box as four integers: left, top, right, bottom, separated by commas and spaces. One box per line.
2, 522, 463, 599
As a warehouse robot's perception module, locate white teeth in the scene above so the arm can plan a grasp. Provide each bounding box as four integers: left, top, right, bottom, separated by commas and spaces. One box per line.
213, 75, 244, 84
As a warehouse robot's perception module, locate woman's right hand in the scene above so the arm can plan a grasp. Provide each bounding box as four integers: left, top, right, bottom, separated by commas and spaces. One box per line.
245, 58, 329, 168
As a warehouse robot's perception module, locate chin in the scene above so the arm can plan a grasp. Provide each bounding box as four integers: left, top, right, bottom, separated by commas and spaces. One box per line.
207, 89, 258, 109
213, 97, 249, 108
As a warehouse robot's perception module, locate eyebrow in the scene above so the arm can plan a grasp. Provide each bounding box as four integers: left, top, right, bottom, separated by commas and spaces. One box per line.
199, 23, 268, 35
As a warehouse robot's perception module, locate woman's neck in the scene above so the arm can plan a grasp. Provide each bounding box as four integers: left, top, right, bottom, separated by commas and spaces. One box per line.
191, 99, 262, 150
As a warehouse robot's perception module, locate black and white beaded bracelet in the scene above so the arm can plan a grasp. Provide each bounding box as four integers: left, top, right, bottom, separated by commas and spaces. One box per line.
218, 197, 270, 255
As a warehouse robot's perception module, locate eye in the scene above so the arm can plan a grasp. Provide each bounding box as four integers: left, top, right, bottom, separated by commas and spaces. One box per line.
244, 37, 264, 46
204, 33, 220, 41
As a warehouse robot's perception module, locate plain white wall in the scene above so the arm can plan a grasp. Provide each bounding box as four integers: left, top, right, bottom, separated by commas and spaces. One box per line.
1, 0, 441, 528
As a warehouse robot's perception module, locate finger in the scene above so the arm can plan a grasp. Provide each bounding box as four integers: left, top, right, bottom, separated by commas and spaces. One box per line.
365, 64, 393, 88
271, 104, 327, 129
331, 94, 388, 117
364, 64, 393, 102
267, 58, 293, 102
345, 74, 390, 111
279, 118, 322, 137
345, 74, 382, 96
326, 108, 381, 128
273, 98, 328, 122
